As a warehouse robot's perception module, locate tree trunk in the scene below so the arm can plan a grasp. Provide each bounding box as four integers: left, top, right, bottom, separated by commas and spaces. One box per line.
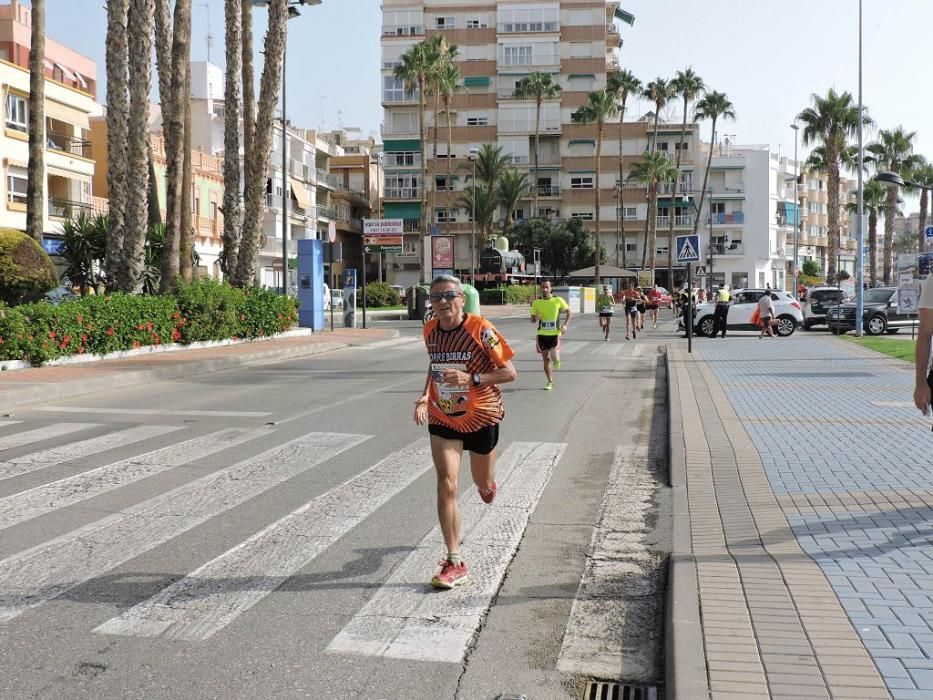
594, 121, 602, 287
533, 97, 541, 219
221, 0, 242, 278
868, 207, 877, 285
918, 189, 928, 253
618, 97, 626, 268
431, 88, 440, 236
105, 0, 129, 288
240, 0, 255, 206
826, 144, 840, 280
640, 107, 662, 267
646, 182, 658, 271
26, 0, 45, 244
445, 98, 452, 236
667, 96, 688, 292
650, 109, 660, 154
121, 0, 155, 292
692, 118, 716, 238
180, 65, 193, 282
147, 140, 161, 226
418, 74, 428, 283
234, 0, 288, 287
883, 186, 896, 284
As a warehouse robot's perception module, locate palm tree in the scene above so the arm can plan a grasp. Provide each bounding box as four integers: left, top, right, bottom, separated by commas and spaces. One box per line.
105, 0, 129, 288
909, 159, 933, 253
437, 61, 462, 236
666, 68, 705, 290
473, 143, 512, 189
497, 169, 529, 232
629, 152, 679, 272
642, 78, 672, 154
847, 179, 889, 285
235, 0, 289, 287
572, 90, 619, 287
692, 91, 736, 240
240, 0, 255, 203
121, 0, 156, 292
394, 41, 433, 282
458, 185, 498, 247
26, 0, 45, 244
513, 72, 562, 219
797, 89, 869, 281
606, 70, 641, 268
220, 0, 242, 277
866, 127, 922, 285
425, 36, 457, 237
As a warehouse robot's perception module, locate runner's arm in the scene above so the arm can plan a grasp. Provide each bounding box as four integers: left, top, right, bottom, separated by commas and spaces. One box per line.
915, 307, 932, 415
561, 306, 573, 330
414, 364, 432, 425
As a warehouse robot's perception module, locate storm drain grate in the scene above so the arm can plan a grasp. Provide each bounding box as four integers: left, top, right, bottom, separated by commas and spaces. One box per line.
583, 681, 658, 700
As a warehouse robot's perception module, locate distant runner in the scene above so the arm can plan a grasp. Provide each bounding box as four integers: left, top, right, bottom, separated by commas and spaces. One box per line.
645, 284, 662, 329
530, 280, 572, 390
596, 285, 615, 341
414, 275, 517, 589
620, 281, 641, 340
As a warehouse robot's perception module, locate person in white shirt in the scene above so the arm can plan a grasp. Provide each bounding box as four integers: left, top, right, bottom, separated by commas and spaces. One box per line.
914, 277, 933, 415
757, 292, 776, 339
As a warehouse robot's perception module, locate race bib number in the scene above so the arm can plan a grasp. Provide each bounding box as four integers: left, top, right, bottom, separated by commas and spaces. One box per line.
539, 320, 557, 330
431, 363, 469, 416
600, 306, 613, 313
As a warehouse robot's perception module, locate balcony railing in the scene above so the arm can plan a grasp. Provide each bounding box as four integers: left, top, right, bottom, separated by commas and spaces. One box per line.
384, 155, 422, 168
711, 243, 744, 255
711, 212, 744, 224
656, 215, 695, 227
316, 169, 339, 189
47, 132, 92, 159
658, 182, 693, 195
535, 184, 560, 196
403, 219, 420, 232
385, 187, 422, 199
382, 25, 424, 36
606, 23, 619, 34
498, 54, 561, 67
48, 197, 93, 219
317, 206, 337, 220
497, 21, 559, 33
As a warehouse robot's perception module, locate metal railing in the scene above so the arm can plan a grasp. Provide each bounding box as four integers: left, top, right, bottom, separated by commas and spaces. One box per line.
606, 23, 619, 33
385, 187, 422, 199
382, 25, 424, 36
403, 219, 420, 232
316, 169, 339, 189
711, 212, 745, 224
47, 132, 92, 159
497, 21, 559, 33
534, 184, 560, 196
384, 154, 421, 167
317, 206, 337, 220
658, 181, 693, 195
48, 197, 93, 219
712, 243, 745, 255
656, 215, 695, 227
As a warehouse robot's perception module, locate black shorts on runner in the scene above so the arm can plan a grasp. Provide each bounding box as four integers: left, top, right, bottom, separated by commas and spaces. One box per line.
599, 312, 613, 318
428, 422, 500, 455
536, 334, 559, 351
636, 304, 646, 313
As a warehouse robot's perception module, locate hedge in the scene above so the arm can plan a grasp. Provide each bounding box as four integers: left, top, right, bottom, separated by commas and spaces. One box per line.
479, 285, 538, 305
0, 228, 58, 306
361, 281, 401, 308
0, 279, 298, 365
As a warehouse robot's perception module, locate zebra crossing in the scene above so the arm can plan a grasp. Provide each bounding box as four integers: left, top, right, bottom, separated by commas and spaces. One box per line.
354, 334, 643, 358
0, 418, 570, 660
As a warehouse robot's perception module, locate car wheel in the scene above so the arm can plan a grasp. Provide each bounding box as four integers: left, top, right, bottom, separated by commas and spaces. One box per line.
698, 316, 716, 337
885, 328, 900, 335
802, 320, 812, 331
866, 315, 886, 336
776, 315, 796, 337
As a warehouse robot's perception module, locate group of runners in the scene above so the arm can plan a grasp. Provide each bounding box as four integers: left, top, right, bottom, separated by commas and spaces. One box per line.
415, 275, 667, 589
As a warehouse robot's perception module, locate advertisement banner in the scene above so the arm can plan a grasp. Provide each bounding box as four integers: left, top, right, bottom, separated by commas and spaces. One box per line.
431, 236, 455, 270
363, 235, 403, 254
362, 219, 404, 235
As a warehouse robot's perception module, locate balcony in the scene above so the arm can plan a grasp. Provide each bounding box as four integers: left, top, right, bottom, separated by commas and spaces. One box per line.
712, 243, 745, 256
497, 21, 559, 33
606, 23, 619, 34
317, 206, 337, 220
535, 184, 560, 197
47, 132, 92, 159
385, 187, 422, 200
316, 169, 339, 189
382, 24, 424, 36
711, 212, 744, 224
403, 219, 420, 232
384, 154, 422, 168
656, 214, 694, 228
48, 197, 93, 220
606, 55, 620, 70
658, 182, 692, 196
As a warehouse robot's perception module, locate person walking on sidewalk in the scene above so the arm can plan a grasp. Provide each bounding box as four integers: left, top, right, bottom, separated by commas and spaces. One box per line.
414, 275, 517, 589
596, 285, 615, 341
757, 291, 776, 339
913, 276, 933, 416
531, 281, 571, 390
712, 284, 732, 338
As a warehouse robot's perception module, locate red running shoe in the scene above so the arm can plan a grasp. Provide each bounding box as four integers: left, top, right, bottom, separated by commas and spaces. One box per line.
478, 481, 497, 504
431, 559, 469, 589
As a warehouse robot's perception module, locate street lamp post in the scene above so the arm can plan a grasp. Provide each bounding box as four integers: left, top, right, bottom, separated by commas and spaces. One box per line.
856, 0, 865, 336
253, 0, 320, 296
615, 184, 621, 268
791, 122, 800, 300
469, 147, 479, 283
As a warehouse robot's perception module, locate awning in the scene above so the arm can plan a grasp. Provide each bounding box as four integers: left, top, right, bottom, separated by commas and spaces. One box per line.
4, 159, 28, 169
384, 201, 421, 220
45, 100, 89, 130
47, 164, 90, 181
383, 139, 420, 153
614, 7, 636, 26
289, 178, 312, 209
54, 63, 78, 82
567, 265, 637, 278
463, 76, 490, 87
73, 72, 88, 89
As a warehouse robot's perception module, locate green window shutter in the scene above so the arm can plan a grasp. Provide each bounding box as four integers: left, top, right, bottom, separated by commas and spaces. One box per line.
614, 7, 635, 26
384, 139, 421, 152
569, 139, 596, 146
568, 73, 596, 79
463, 76, 490, 87
384, 202, 421, 220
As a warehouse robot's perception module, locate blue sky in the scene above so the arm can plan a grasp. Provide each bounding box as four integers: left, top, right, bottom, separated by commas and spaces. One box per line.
44, 0, 933, 208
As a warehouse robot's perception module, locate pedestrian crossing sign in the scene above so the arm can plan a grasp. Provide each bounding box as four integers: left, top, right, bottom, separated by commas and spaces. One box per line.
676, 234, 700, 263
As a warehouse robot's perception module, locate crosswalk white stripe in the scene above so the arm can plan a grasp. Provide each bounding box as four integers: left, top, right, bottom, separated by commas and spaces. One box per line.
37, 407, 273, 417
0, 420, 22, 428
0, 422, 98, 452
326, 440, 566, 663
0, 431, 369, 623
607, 343, 624, 356
95, 438, 436, 640
0, 427, 270, 531
0, 424, 181, 482
349, 337, 423, 351
559, 340, 588, 355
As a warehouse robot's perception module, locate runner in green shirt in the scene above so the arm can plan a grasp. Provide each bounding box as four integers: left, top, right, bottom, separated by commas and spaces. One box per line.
596, 285, 615, 341
530, 280, 572, 390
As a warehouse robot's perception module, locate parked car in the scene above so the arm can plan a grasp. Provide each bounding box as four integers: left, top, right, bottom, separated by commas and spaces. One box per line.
44, 285, 79, 305
389, 285, 407, 303
826, 287, 913, 335
802, 287, 849, 330
654, 286, 674, 309
688, 289, 803, 337
329, 289, 344, 310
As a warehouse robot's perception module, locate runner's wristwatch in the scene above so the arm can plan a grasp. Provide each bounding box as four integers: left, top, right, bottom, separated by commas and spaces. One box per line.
472, 373, 481, 386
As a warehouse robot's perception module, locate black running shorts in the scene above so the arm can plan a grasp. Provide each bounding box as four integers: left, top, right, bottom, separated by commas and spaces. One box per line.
428, 422, 500, 455
536, 334, 559, 352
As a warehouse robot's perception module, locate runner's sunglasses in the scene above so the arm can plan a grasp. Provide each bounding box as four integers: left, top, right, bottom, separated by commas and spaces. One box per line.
429, 290, 463, 302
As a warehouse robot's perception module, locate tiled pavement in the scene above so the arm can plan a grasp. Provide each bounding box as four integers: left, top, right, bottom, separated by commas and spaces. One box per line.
669, 335, 933, 700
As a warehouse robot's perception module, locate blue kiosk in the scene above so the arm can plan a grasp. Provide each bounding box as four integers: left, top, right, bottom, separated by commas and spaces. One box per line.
296, 239, 325, 331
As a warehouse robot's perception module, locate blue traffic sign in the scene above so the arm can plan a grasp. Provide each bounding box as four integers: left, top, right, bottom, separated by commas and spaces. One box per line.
675, 234, 700, 263
925, 225, 933, 239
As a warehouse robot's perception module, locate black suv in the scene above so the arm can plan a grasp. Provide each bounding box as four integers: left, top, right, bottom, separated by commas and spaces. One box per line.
825, 287, 913, 335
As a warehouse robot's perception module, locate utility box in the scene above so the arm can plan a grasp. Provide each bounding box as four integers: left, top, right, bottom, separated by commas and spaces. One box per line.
296, 239, 325, 331
552, 286, 581, 313
581, 287, 596, 313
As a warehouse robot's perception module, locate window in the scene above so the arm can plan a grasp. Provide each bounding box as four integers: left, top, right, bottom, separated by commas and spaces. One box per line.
731, 272, 748, 288
466, 116, 488, 126
538, 206, 557, 219
435, 175, 453, 191
435, 16, 455, 29
617, 206, 638, 220
570, 175, 594, 189
466, 19, 484, 29
657, 142, 669, 151
502, 45, 532, 66
570, 211, 593, 221
5, 92, 27, 132
385, 173, 420, 198
383, 76, 416, 103
711, 202, 725, 215
626, 242, 638, 252
386, 111, 418, 134
513, 207, 526, 221
570, 42, 591, 59
385, 151, 419, 167
435, 207, 457, 223
211, 202, 218, 220
6, 167, 27, 206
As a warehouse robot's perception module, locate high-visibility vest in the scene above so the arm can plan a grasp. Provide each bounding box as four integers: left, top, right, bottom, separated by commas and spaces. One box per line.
717, 289, 731, 303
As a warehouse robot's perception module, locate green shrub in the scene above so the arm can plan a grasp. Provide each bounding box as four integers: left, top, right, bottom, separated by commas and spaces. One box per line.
479, 285, 537, 305
175, 278, 245, 343
361, 282, 400, 307
802, 260, 820, 277
237, 287, 298, 339
0, 228, 59, 306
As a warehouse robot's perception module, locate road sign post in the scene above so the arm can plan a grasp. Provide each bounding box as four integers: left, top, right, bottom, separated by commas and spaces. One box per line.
675, 235, 700, 354
686, 261, 693, 354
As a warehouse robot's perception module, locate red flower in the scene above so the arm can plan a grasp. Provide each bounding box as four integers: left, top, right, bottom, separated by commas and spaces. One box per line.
81, 334, 88, 342
171, 330, 181, 341
133, 340, 141, 349
62, 335, 71, 345
106, 327, 115, 336
137, 324, 145, 331
49, 331, 56, 339
76, 314, 84, 323
239, 314, 246, 321
172, 312, 181, 319
77, 346, 85, 354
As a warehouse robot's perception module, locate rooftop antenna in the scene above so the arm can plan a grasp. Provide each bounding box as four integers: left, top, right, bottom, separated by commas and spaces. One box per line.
318, 93, 326, 131
337, 109, 343, 132
198, 1, 213, 63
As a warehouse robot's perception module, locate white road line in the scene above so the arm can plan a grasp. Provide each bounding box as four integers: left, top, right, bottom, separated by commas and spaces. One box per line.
0, 422, 98, 452
326, 440, 566, 663
556, 446, 658, 678
0, 427, 270, 531
559, 341, 588, 355
0, 421, 22, 428
607, 344, 624, 356
0, 431, 369, 623
348, 337, 423, 351
0, 424, 181, 482
96, 438, 436, 640
870, 400, 915, 408
37, 407, 272, 417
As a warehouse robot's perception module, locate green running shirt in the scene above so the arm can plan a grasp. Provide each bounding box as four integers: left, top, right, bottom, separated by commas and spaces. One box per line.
531, 296, 570, 336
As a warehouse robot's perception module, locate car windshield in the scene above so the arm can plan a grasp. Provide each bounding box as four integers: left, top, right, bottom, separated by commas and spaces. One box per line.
811, 290, 846, 302
864, 289, 893, 303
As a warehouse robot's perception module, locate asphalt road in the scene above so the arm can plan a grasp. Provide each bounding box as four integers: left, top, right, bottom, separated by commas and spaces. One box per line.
0, 314, 672, 700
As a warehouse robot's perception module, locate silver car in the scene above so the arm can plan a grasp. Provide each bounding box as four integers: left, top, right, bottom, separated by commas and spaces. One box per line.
802, 287, 849, 330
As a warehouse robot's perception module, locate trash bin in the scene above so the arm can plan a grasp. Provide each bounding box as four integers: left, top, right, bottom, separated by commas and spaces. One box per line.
462, 283, 480, 315
408, 285, 430, 321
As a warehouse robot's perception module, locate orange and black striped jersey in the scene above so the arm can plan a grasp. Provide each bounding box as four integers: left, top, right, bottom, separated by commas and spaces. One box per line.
422, 313, 515, 432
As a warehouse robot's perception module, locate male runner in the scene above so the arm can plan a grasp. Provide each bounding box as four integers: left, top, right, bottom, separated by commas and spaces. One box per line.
620, 281, 641, 340
414, 275, 517, 589
596, 285, 615, 341
645, 284, 662, 329
530, 280, 572, 390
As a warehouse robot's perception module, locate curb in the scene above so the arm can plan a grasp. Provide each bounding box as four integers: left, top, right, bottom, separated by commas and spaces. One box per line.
664, 346, 710, 700
0, 330, 399, 412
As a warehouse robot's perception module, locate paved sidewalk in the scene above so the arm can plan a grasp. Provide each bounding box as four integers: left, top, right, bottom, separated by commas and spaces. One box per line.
668, 335, 933, 700
0, 326, 398, 411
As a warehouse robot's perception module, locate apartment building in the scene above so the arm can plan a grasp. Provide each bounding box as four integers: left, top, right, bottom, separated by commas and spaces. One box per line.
381, 0, 638, 287
0, 0, 101, 249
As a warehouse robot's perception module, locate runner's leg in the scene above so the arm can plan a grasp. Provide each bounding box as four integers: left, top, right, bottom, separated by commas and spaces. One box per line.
469, 449, 495, 493
431, 435, 463, 555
